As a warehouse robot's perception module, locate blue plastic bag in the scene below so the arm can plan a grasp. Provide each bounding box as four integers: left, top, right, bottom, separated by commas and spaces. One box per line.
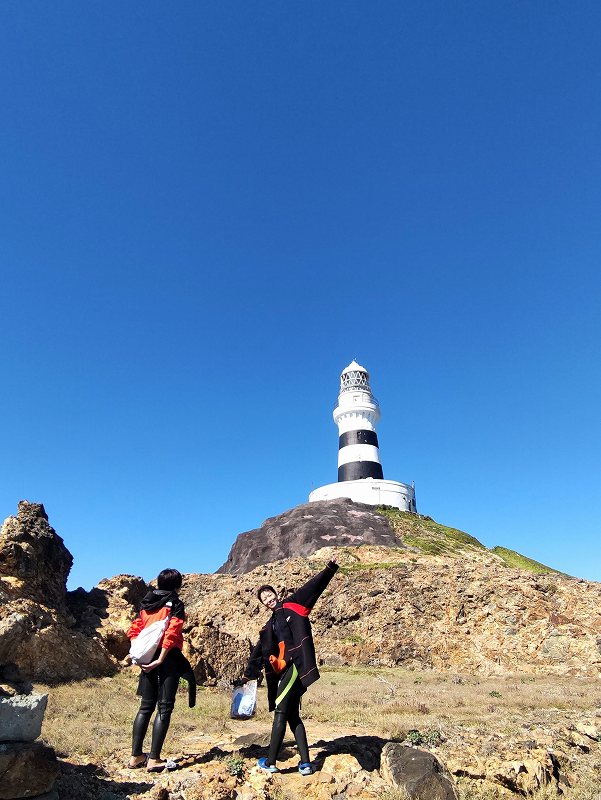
230, 680, 257, 719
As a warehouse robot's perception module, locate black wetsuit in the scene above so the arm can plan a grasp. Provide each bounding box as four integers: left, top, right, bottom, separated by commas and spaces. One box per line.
267, 660, 309, 765
245, 561, 339, 766
130, 591, 195, 760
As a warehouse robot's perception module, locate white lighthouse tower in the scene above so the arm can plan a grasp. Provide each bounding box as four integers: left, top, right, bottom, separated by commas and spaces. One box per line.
309, 361, 417, 512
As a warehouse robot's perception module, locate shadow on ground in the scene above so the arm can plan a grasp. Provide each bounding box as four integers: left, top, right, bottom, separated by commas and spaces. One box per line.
57, 760, 153, 800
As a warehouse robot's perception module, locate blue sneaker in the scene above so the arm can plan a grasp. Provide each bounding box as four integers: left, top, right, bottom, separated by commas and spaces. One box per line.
257, 757, 279, 773
298, 762, 314, 776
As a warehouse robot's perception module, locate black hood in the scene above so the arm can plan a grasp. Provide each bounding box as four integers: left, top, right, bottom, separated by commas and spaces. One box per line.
141, 589, 178, 613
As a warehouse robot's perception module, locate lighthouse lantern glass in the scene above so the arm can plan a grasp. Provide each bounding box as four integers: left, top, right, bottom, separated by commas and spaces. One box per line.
340, 369, 370, 393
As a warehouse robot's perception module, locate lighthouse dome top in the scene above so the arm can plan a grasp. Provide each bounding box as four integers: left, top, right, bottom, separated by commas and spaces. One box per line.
340, 360, 372, 393
341, 359, 367, 375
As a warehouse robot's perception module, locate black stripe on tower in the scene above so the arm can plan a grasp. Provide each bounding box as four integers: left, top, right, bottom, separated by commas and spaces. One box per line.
338, 461, 384, 481
338, 430, 379, 449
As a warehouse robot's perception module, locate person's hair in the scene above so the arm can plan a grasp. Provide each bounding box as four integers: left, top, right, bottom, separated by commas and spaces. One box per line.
157, 568, 183, 591
257, 584, 277, 601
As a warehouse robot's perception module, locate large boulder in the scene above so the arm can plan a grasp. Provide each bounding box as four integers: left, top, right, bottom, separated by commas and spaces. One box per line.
0, 741, 59, 800
0, 597, 116, 682
0, 692, 48, 742
217, 498, 401, 574
381, 743, 458, 799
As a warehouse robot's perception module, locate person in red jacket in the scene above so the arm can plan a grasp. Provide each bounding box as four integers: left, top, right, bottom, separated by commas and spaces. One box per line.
126, 568, 195, 772
242, 557, 339, 776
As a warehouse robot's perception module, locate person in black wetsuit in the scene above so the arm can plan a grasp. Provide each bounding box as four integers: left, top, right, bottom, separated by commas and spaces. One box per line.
126, 568, 196, 773
242, 557, 339, 775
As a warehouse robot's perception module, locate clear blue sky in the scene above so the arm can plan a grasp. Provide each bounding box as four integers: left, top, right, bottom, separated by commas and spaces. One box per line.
1, 2, 599, 590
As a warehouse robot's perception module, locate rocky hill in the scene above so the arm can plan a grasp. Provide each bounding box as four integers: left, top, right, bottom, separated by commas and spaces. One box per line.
1, 499, 600, 686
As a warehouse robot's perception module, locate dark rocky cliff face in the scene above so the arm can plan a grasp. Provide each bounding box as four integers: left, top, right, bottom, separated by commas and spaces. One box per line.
216, 498, 402, 574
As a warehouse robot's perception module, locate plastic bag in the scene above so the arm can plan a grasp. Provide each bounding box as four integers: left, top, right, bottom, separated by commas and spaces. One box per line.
129, 617, 170, 665
230, 680, 257, 719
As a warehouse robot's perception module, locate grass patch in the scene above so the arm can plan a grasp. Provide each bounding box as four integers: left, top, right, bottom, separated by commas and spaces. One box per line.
375, 508, 564, 576
375, 507, 487, 556
491, 546, 558, 574
36, 670, 270, 761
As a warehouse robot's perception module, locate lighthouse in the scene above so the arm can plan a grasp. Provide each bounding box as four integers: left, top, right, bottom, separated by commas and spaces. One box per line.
309, 361, 417, 512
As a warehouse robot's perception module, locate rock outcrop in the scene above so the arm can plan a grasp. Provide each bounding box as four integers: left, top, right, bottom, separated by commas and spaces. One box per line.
0, 501, 72, 609
1, 500, 601, 684
381, 743, 458, 799
181, 549, 601, 682
0, 502, 118, 682
217, 498, 401, 574
66, 574, 149, 661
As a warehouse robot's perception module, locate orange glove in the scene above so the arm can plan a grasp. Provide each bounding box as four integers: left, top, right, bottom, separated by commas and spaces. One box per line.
269, 641, 287, 674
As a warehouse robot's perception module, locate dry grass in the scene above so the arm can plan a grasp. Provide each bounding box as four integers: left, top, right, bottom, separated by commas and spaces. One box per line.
37, 666, 601, 799
37, 669, 272, 760
306, 666, 596, 736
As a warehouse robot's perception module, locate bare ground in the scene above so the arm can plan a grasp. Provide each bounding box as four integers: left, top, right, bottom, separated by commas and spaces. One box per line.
37, 666, 601, 799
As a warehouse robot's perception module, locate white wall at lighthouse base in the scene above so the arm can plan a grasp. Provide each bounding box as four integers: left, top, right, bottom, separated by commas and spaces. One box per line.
309, 478, 416, 512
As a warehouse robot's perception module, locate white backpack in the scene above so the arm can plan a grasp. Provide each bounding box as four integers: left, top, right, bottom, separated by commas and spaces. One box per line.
129, 603, 172, 665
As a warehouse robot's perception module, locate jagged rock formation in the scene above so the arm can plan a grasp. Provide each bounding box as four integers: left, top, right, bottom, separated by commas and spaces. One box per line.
217, 498, 401, 574
0, 501, 72, 608
0, 501, 117, 682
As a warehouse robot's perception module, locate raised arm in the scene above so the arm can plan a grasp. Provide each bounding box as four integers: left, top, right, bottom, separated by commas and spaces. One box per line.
285, 559, 339, 612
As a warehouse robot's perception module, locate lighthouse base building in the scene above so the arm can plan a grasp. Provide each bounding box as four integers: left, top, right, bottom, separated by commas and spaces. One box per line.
309, 361, 417, 513
309, 477, 416, 511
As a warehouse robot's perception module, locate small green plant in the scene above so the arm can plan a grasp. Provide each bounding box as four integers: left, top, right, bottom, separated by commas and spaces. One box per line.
423, 729, 443, 747
405, 729, 442, 747
222, 753, 246, 778
489, 690, 502, 698
406, 729, 423, 745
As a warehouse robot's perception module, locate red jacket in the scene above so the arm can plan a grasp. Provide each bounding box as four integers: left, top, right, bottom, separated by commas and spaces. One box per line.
127, 591, 185, 652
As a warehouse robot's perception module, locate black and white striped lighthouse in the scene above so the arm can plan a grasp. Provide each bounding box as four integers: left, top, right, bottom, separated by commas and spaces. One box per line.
334, 361, 384, 482
309, 360, 417, 512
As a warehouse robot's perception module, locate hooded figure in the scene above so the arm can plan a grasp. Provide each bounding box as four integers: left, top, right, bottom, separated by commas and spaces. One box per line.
126, 568, 195, 773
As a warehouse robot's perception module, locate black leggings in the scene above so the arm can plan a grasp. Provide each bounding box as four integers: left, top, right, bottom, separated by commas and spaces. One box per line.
132, 649, 191, 760
268, 663, 309, 766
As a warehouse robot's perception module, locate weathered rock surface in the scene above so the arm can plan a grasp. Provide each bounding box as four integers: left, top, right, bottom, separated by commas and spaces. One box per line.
0, 501, 72, 609
0, 692, 48, 742
0, 502, 119, 682
66, 574, 148, 661
180, 548, 601, 681
381, 743, 458, 799
0, 740, 59, 800
217, 498, 401, 574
